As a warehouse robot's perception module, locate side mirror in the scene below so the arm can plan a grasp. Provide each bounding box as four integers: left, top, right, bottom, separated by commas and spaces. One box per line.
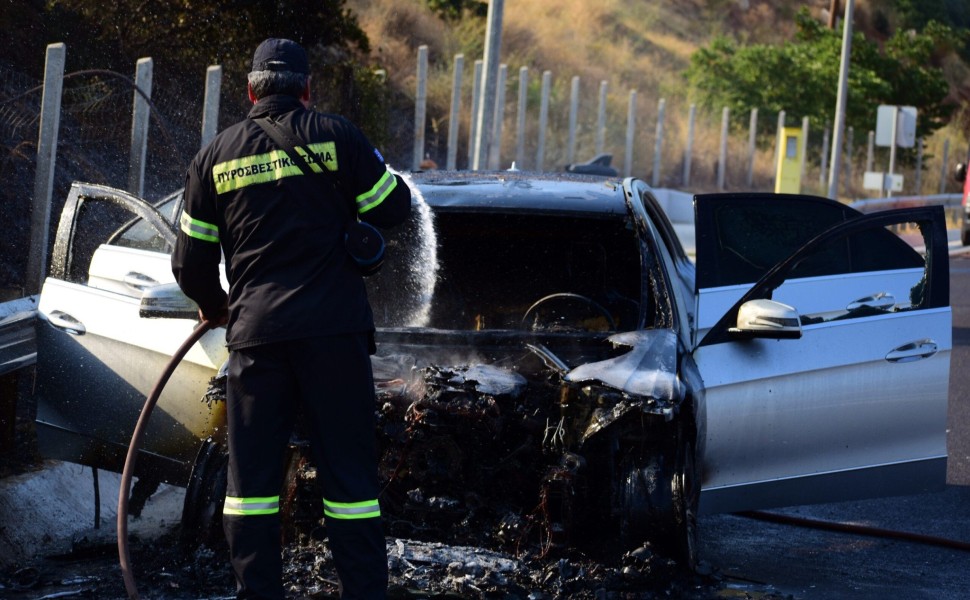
729, 299, 802, 340
139, 282, 199, 319
955, 162, 967, 183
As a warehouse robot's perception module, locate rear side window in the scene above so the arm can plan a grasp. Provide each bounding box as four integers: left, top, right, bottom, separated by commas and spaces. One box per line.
695, 194, 923, 289
106, 193, 181, 253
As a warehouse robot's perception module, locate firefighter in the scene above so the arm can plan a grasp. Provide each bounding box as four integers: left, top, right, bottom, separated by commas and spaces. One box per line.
172, 38, 411, 600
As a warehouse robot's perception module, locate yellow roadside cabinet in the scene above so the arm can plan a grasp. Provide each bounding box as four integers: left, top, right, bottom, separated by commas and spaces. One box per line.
775, 127, 802, 194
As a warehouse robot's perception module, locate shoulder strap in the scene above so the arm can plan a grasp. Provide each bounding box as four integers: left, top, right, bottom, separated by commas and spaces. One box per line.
251, 115, 354, 219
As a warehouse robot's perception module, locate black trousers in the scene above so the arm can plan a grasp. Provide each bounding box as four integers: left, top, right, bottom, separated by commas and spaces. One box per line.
224, 333, 387, 600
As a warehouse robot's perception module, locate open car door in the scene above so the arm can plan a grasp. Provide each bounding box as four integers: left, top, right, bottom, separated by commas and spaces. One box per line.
692, 193, 950, 515
34, 183, 226, 486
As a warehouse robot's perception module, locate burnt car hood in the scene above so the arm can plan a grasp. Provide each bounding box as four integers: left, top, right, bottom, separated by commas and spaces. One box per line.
565, 329, 681, 401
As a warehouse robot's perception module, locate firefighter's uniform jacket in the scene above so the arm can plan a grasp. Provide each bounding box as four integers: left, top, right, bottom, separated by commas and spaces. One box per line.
172, 93, 410, 350
172, 94, 410, 600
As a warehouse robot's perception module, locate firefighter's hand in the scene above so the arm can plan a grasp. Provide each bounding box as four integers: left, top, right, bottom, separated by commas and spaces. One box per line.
199, 303, 228, 326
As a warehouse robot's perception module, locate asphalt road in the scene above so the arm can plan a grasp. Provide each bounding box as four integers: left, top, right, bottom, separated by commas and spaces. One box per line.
696, 250, 970, 600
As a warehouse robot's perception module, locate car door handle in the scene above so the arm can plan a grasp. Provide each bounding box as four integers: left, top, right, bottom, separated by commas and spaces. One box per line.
47, 310, 86, 335
123, 272, 159, 290
885, 339, 937, 363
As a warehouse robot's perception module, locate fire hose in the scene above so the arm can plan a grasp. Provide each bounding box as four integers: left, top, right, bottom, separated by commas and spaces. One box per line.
117, 319, 214, 600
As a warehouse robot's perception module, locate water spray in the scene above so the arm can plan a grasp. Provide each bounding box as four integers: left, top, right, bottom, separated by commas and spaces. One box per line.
396, 170, 438, 327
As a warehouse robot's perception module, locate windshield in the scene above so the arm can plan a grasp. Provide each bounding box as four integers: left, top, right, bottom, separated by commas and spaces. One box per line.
366, 208, 643, 332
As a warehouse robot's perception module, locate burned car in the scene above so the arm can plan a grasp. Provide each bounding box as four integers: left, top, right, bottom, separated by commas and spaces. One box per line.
33, 173, 951, 568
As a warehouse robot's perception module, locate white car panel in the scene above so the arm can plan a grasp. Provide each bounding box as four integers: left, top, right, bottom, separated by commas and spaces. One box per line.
39, 278, 226, 371
696, 307, 950, 510
87, 244, 179, 296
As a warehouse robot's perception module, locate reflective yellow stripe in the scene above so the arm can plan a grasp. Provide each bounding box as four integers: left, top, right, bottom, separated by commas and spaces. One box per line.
355, 170, 397, 214
212, 150, 302, 193
179, 211, 219, 243
224, 495, 280, 516
323, 498, 381, 520
295, 142, 337, 173
212, 143, 339, 193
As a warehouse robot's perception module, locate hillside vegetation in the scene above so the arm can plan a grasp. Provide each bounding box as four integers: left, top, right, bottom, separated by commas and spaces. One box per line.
351, 0, 970, 193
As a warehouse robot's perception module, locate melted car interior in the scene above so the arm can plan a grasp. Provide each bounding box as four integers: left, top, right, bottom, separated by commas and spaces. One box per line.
368, 209, 644, 333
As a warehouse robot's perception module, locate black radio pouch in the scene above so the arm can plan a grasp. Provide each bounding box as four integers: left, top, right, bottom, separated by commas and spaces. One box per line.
251, 116, 385, 276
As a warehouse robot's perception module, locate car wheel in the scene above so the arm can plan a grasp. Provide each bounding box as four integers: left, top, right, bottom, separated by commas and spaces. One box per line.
671, 431, 699, 571
180, 439, 228, 548
613, 420, 698, 571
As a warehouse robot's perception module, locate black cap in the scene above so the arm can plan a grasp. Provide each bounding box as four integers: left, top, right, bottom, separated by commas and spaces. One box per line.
251, 38, 309, 74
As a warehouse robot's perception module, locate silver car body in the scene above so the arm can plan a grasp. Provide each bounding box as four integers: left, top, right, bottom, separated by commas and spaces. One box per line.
33, 175, 950, 514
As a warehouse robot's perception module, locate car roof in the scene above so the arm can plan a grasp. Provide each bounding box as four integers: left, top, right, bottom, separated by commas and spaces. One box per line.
403, 170, 629, 215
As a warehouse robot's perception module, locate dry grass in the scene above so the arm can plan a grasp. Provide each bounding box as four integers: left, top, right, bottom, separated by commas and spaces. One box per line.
349, 0, 966, 199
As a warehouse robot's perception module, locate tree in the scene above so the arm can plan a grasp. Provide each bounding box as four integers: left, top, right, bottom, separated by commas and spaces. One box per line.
45, 0, 372, 121
686, 8, 955, 142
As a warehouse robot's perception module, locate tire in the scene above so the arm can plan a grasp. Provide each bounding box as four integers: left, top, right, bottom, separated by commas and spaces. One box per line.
670, 432, 699, 571
613, 419, 698, 571
180, 439, 228, 548
962, 225, 970, 247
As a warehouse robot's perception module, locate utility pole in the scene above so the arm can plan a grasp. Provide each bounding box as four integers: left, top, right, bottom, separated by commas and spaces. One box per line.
472, 0, 504, 170
827, 0, 853, 200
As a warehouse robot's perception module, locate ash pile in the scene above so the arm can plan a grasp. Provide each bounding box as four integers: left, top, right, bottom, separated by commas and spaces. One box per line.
276, 353, 715, 598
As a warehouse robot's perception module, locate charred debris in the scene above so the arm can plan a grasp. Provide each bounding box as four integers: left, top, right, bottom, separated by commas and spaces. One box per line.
234, 327, 690, 565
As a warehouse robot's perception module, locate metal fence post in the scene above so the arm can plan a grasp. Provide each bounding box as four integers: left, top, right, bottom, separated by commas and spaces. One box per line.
26, 42, 66, 297
717, 107, 729, 191
567, 76, 579, 165
746, 108, 758, 187
915, 137, 924, 194
866, 130, 875, 174
844, 126, 854, 195
799, 117, 809, 191
412, 45, 428, 171
624, 90, 637, 177
684, 104, 695, 187
772, 110, 786, 188
201, 65, 222, 149
939, 138, 950, 194
515, 66, 528, 169
446, 54, 464, 170
128, 57, 153, 197
536, 70, 552, 173
652, 98, 665, 187
467, 59, 483, 170
596, 80, 607, 156
820, 126, 830, 187
488, 64, 507, 170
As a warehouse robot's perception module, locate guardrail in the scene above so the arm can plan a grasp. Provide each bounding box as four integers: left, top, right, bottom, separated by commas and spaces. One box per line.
0, 295, 38, 378
849, 193, 962, 213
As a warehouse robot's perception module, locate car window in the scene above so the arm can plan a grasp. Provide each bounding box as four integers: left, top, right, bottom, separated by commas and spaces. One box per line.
698, 206, 947, 347
66, 199, 148, 284
106, 191, 182, 253
49, 185, 177, 293
366, 208, 643, 332
695, 194, 923, 289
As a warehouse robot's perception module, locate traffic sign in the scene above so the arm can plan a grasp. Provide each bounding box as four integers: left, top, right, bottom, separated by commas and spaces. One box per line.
875, 105, 917, 148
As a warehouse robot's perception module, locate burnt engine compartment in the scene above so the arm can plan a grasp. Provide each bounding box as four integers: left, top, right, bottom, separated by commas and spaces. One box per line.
364, 334, 684, 558
190, 330, 689, 578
